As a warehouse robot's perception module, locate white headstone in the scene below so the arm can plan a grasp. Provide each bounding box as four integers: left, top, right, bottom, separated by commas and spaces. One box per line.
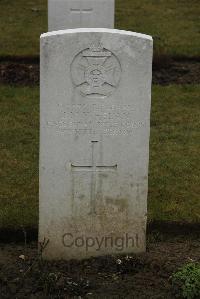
39, 28, 153, 260
48, 0, 115, 31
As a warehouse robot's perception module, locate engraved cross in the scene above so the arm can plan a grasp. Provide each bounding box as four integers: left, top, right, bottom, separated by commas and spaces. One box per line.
71, 141, 117, 214
70, 7, 93, 24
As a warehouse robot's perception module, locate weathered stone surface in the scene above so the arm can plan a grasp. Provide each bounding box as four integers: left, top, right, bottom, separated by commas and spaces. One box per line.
39, 28, 153, 260
48, 0, 115, 31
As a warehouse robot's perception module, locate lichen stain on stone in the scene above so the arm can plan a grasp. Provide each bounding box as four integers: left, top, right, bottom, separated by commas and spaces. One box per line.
78, 194, 85, 200
100, 173, 108, 179
105, 197, 128, 213
41, 39, 50, 71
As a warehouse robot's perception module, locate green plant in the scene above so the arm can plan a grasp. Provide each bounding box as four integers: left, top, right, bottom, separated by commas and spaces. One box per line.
171, 263, 200, 299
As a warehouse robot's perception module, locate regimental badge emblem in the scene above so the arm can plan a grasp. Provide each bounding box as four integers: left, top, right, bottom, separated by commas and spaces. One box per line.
71, 43, 122, 98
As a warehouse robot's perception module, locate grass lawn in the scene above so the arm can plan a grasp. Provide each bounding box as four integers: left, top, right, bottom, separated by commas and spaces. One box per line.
0, 87, 39, 229
149, 85, 200, 223
0, 0, 199, 57
0, 84, 199, 230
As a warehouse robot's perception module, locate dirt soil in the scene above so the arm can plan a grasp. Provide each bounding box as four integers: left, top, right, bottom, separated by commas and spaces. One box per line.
0, 233, 199, 299
0, 58, 200, 86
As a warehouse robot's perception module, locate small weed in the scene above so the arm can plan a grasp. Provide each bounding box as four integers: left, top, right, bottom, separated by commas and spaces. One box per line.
147, 230, 164, 243
40, 272, 60, 295
171, 263, 200, 299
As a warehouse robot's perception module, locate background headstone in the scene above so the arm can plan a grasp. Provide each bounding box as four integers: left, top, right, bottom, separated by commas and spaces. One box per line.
48, 0, 115, 31
39, 28, 153, 260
